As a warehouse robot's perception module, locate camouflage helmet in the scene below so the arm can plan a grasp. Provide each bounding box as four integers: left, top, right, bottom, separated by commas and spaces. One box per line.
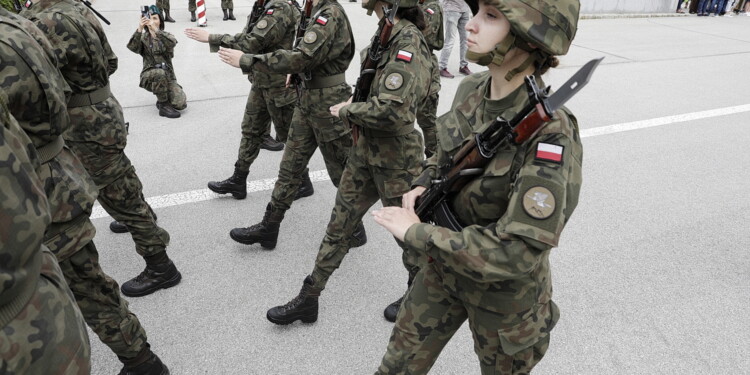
465, 0, 579, 56
363, 0, 419, 16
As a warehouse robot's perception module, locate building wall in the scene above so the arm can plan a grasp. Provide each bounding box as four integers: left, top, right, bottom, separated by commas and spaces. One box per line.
581, 0, 677, 13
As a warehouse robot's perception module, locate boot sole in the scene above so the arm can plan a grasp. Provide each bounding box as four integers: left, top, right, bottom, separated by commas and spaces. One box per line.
121, 271, 182, 297
266, 311, 317, 325
229, 231, 277, 249
207, 184, 247, 200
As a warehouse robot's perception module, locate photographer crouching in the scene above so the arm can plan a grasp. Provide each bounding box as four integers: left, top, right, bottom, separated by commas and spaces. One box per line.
127, 5, 187, 118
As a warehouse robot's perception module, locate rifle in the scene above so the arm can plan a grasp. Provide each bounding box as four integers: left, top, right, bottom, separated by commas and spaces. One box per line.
415, 58, 604, 230
349, 1, 399, 143
248, 0, 266, 27
288, 0, 313, 102
82, 0, 111, 25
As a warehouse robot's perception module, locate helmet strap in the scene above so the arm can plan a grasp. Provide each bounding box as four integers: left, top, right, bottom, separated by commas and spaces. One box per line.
466, 32, 515, 67
504, 50, 544, 81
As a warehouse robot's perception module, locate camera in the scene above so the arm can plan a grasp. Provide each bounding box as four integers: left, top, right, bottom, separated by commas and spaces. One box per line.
141, 5, 152, 18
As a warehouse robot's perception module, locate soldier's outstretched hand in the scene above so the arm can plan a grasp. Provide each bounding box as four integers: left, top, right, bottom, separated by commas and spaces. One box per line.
184, 27, 209, 43
372, 207, 421, 242
218, 47, 243, 68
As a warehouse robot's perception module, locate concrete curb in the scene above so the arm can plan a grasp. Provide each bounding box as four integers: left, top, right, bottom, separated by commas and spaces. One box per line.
581, 13, 691, 19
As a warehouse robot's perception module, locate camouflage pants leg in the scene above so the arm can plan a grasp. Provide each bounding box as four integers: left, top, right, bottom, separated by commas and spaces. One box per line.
168, 81, 187, 110
58, 241, 148, 359
221, 0, 233, 9
140, 69, 171, 105
66, 140, 170, 258
265, 86, 296, 143
188, 0, 196, 12
235, 86, 274, 171
156, 0, 170, 11
377, 266, 552, 375
0, 249, 91, 375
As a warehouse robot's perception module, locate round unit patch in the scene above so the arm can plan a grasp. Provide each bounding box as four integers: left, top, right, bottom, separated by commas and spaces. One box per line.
522, 186, 556, 219
385, 72, 404, 90
256, 19, 268, 29
303, 31, 317, 44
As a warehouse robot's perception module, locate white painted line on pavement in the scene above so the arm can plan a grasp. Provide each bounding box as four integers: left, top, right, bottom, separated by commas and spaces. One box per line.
91, 104, 750, 219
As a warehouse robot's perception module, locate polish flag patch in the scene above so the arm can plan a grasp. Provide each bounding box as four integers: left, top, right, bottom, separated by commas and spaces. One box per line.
24, 0, 32, 7
315, 16, 328, 25
396, 50, 413, 63
266, 9, 274, 14
535, 143, 563, 163
425, 8, 434, 14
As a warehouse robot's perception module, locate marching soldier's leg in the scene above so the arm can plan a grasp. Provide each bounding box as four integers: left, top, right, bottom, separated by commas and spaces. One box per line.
263, 86, 295, 150
376, 266, 466, 375
208, 86, 270, 199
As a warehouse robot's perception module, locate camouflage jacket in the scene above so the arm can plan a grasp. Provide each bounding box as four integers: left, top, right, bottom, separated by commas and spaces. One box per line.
0, 91, 49, 328
339, 19, 431, 136
420, 0, 444, 51
406, 71, 583, 314
22, 0, 128, 150
209, 0, 299, 88
0, 10, 99, 261
127, 30, 179, 81
239, 0, 353, 80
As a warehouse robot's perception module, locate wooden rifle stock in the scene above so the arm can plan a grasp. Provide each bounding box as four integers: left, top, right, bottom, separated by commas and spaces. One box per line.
350, 6, 397, 143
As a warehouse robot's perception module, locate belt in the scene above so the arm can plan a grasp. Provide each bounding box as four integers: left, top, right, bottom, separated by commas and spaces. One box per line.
154, 63, 168, 69
302, 73, 346, 89
67, 83, 111, 108
37, 135, 64, 164
361, 125, 415, 138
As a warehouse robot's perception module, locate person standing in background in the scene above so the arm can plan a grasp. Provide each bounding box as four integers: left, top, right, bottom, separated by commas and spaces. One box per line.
438, 0, 472, 78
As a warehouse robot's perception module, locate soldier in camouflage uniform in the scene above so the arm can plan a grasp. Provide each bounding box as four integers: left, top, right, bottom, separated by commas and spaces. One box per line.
185, 0, 305, 200
128, 5, 187, 119
221, 0, 236, 20
0, 8, 170, 374
0, 90, 91, 375
259, 0, 433, 325
155, 0, 176, 22
217, 0, 368, 250
372, 0, 582, 373
20, 0, 183, 300
415, 0, 443, 158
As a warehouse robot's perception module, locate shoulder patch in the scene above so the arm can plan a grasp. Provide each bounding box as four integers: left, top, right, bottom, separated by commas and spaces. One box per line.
522, 186, 556, 220
396, 50, 413, 63
535, 142, 563, 163
315, 15, 328, 25
303, 30, 317, 43
256, 19, 268, 29
384, 73, 404, 90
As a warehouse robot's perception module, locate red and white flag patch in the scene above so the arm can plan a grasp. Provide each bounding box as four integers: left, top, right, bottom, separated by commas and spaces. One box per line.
396, 50, 413, 63
425, 8, 434, 14
315, 16, 328, 25
535, 143, 563, 163
266, 9, 274, 14
24, 0, 32, 7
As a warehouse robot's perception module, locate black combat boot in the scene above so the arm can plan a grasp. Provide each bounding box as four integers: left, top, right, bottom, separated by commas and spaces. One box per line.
164, 10, 175, 22
260, 134, 284, 151
157, 101, 180, 118
384, 271, 417, 322
228, 9, 236, 20
119, 346, 170, 375
190, 11, 196, 22
267, 275, 321, 325
350, 221, 367, 248
294, 170, 314, 200
110, 207, 158, 234
207, 168, 249, 199
121, 258, 182, 297
222, 9, 228, 20
229, 203, 285, 249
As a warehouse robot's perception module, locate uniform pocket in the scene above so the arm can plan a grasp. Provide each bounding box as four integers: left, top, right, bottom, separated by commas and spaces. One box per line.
497, 302, 558, 356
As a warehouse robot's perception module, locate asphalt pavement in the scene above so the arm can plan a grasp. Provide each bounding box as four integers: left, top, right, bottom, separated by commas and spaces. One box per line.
81, 1, 750, 374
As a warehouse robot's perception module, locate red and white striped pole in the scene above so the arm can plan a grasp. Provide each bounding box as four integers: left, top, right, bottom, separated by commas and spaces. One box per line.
196, 0, 207, 27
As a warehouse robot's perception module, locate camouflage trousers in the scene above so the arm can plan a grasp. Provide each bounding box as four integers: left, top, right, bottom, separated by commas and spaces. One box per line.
189, 0, 196, 12
58, 241, 148, 360
235, 85, 295, 172
221, 0, 234, 9
66, 140, 170, 258
269, 85, 352, 212
416, 54, 440, 157
140, 69, 187, 110
310, 131, 424, 289
0, 249, 91, 375
376, 265, 556, 375
156, 0, 170, 11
